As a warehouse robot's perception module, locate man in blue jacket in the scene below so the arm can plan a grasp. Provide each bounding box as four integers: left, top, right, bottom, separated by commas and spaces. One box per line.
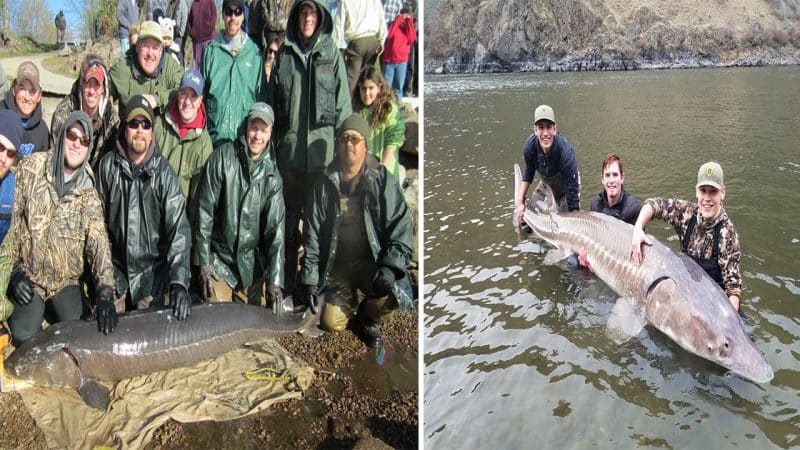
514, 104, 581, 226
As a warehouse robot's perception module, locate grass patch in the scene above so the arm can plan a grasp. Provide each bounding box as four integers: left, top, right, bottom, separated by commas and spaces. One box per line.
41, 54, 77, 78
0, 35, 59, 58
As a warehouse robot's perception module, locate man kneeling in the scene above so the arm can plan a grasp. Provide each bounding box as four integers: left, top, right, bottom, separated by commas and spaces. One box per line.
297, 114, 413, 347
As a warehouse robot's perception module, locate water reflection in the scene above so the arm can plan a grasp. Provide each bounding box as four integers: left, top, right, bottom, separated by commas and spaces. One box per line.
424, 68, 800, 449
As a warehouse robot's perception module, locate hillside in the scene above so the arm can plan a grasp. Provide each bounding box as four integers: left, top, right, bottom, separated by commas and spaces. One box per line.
424, 0, 800, 72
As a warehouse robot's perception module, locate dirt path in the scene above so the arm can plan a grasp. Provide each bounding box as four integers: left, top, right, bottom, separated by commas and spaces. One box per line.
1, 52, 73, 96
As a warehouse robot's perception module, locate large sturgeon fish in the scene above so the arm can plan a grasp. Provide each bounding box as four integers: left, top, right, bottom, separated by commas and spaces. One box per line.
515, 164, 773, 383
5, 302, 322, 407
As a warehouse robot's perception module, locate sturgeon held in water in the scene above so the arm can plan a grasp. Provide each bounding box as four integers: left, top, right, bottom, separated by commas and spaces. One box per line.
514, 164, 773, 383
5, 302, 322, 406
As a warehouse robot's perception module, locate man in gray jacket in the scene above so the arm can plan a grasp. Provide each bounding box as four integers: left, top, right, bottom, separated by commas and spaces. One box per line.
117, 0, 139, 55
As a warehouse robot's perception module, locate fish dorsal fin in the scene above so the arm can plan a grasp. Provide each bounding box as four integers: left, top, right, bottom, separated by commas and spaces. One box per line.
78, 380, 111, 411
606, 297, 646, 343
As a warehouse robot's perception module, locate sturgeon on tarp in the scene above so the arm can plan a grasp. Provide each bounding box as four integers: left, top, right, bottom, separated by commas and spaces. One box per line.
5, 302, 322, 402
514, 164, 773, 383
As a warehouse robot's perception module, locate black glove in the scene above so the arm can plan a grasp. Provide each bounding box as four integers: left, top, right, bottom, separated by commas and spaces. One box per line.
96, 285, 118, 335
301, 284, 318, 315
266, 285, 283, 313
371, 267, 396, 297
170, 284, 191, 320
199, 265, 218, 300
8, 270, 35, 306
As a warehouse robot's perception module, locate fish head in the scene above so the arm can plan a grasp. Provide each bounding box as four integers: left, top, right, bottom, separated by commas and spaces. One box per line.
6, 337, 84, 388
644, 276, 774, 384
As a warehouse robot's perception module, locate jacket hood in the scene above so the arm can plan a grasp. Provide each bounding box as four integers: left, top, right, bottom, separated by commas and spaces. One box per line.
53, 110, 95, 198
286, 0, 333, 50
3, 89, 43, 130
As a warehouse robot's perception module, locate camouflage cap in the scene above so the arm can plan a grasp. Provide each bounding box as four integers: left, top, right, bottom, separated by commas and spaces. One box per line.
696, 161, 724, 190
534, 104, 555, 124
15, 61, 41, 91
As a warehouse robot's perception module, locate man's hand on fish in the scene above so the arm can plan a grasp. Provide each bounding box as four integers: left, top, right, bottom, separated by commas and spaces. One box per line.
170, 284, 191, 320
96, 285, 118, 335
629, 226, 652, 265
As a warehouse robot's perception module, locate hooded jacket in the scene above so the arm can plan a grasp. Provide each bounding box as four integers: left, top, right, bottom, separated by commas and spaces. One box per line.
188, 0, 218, 42
50, 62, 120, 170
193, 130, 285, 290
200, 32, 265, 146
95, 133, 191, 303
109, 47, 184, 112
0, 89, 50, 155
154, 99, 213, 197
299, 154, 413, 310
267, 0, 351, 174
9, 111, 115, 300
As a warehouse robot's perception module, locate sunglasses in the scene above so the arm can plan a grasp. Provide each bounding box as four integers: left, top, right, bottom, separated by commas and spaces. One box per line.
223, 7, 243, 16
338, 134, 364, 145
267, 47, 279, 54
0, 144, 17, 158
127, 119, 152, 130
66, 131, 91, 147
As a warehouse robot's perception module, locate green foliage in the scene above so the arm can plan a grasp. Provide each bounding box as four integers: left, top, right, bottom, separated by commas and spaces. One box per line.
88, 0, 119, 39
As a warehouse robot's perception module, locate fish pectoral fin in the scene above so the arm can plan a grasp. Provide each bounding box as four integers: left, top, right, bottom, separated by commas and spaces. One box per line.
78, 380, 111, 411
543, 249, 569, 265
606, 297, 646, 344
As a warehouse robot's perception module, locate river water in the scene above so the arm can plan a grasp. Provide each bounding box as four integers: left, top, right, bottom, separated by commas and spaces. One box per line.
423, 67, 800, 449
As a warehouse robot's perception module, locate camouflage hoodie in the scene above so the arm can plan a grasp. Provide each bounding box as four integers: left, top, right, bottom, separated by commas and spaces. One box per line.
10, 111, 115, 300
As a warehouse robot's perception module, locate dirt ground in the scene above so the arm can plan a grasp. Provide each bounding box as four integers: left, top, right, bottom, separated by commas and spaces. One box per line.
0, 303, 418, 449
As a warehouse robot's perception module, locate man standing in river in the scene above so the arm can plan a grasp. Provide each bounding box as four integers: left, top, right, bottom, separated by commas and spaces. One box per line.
514, 104, 581, 227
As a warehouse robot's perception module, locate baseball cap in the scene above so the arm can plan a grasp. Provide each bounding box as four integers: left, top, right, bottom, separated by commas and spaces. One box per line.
337, 114, 370, 140
125, 95, 155, 124
179, 68, 204, 96
138, 20, 164, 44
223, 0, 245, 10
83, 65, 105, 85
248, 102, 274, 126
696, 162, 724, 190
15, 61, 41, 91
534, 104, 555, 124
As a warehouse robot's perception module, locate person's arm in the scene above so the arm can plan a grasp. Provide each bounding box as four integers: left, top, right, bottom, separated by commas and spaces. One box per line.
557, 138, 580, 211
333, 48, 352, 129
191, 150, 222, 269
85, 193, 116, 294
515, 135, 536, 224
117, 1, 131, 31
719, 222, 743, 311
382, 103, 404, 171
630, 202, 655, 265
161, 166, 192, 291
376, 171, 413, 275
260, 172, 285, 289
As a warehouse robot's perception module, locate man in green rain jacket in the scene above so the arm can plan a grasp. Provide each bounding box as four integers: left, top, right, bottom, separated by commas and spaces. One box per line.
201, 0, 266, 146
267, 0, 351, 297
193, 103, 285, 308
298, 114, 412, 347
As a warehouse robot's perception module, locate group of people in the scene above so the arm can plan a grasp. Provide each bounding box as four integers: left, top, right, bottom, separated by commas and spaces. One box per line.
516, 105, 742, 311
0, 0, 417, 349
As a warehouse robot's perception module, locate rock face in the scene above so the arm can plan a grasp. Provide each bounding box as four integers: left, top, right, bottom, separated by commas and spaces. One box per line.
425, 0, 800, 72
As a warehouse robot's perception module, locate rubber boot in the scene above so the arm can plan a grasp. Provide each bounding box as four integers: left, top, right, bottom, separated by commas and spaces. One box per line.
356, 314, 384, 348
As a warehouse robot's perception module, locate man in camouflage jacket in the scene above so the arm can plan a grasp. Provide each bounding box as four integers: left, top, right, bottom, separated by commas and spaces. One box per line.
5, 111, 115, 345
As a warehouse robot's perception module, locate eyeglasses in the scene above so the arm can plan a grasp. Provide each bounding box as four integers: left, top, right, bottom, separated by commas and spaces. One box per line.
223, 7, 243, 17
127, 119, 152, 130
0, 144, 17, 158
66, 131, 91, 147
338, 134, 364, 145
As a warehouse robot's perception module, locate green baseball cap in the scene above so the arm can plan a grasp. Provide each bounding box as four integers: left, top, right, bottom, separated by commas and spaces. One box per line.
534, 104, 555, 124
696, 161, 724, 189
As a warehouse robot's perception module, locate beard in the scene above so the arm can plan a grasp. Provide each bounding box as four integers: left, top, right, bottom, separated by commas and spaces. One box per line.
129, 137, 148, 153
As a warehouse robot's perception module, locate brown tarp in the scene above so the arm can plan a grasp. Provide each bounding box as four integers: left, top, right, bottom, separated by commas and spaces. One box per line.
15, 340, 314, 449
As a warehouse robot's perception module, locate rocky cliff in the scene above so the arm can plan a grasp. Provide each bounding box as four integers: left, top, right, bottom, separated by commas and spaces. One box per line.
424, 0, 800, 72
